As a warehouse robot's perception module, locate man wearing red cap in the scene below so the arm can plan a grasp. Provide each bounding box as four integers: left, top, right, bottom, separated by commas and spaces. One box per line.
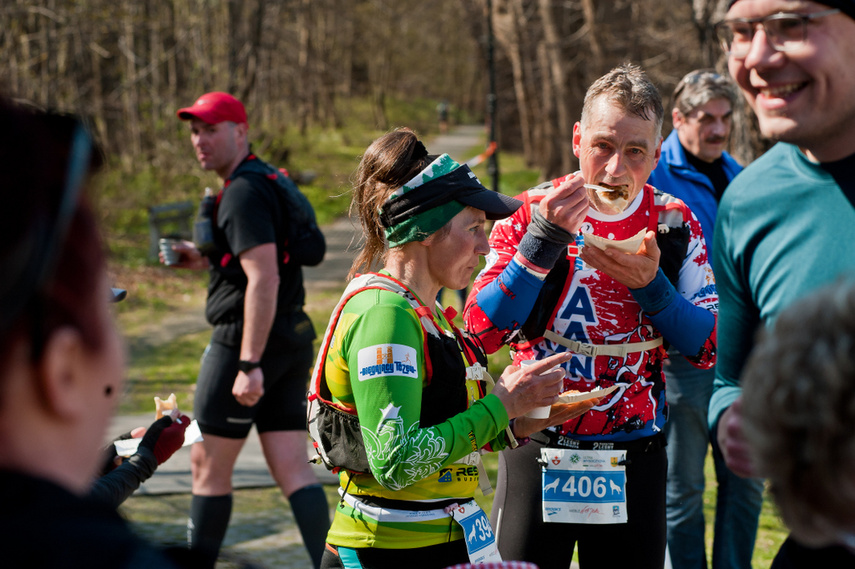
167, 92, 329, 568
710, 1, 855, 566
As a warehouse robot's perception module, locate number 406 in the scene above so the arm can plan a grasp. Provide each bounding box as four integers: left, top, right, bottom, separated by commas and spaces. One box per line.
563, 475, 607, 498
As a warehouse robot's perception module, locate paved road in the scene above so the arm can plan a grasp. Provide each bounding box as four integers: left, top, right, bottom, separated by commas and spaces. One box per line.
109, 124, 489, 496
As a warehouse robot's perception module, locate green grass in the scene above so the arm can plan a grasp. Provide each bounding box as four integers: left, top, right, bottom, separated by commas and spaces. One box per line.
120, 330, 209, 414
702, 450, 788, 567
99, 94, 450, 272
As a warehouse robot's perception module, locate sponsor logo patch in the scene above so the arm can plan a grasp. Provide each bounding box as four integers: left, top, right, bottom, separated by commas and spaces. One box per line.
357, 344, 418, 381
437, 465, 479, 483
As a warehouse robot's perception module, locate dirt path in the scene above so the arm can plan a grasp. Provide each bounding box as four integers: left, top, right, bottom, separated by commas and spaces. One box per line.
128, 125, 486, 349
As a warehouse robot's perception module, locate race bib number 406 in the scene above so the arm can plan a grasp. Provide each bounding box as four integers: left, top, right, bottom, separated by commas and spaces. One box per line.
540, 448, 627, 524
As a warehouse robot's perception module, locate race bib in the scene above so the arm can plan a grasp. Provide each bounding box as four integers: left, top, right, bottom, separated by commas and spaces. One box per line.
540, 447, 628, 524
450, 501, 503, 564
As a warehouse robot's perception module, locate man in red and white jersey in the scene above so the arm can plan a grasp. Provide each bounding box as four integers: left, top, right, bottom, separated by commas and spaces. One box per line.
464, 63, 717, 569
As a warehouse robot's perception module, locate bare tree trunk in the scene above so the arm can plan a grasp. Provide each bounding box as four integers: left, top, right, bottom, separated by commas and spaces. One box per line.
41, 0, 58, 108
580, 0, 603, 71
90, 37, 109, 149
539, 0, 575, 175
316, 1, 341, 128
297, 0, 311, 134
121, 4, 142, 161
494, 0, 535, 166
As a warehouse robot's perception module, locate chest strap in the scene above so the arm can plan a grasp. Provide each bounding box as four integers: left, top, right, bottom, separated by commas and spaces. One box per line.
543, 330, 663, 358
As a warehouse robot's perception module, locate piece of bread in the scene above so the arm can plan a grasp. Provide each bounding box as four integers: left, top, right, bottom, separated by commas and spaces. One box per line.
154, 393, 178, 420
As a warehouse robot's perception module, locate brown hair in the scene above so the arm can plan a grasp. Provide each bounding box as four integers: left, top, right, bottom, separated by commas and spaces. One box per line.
349, 128, 433, 279
0, 98, 106, 367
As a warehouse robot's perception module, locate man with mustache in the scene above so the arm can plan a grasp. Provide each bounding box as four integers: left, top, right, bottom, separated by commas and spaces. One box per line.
465, 63, 718, 569
647, 69, 762, 569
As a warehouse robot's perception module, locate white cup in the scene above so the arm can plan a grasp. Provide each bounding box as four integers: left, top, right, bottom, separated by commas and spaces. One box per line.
520, 359, 562, 419
159, 237, 182, 266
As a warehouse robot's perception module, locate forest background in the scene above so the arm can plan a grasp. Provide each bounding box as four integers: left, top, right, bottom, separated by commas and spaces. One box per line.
2, 0, 778, 337
2, 0, 766, 205
1, 0, 773, 398
1, 1, 788, 566
2, 0, 771, 301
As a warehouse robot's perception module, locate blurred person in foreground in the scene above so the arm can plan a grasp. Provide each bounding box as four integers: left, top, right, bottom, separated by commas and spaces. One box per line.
741, 279, 855, 567
311, 128, 598, 568
0, 97, 199, 567
647, 69, 763, 569
465, 63, 717, 569
166, 91, 329, 568
710, 0, 855, 564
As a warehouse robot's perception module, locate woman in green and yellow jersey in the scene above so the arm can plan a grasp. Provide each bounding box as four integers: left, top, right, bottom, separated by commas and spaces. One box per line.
313, 129, 597, 569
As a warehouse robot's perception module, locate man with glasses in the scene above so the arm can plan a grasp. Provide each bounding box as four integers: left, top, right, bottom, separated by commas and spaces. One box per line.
710, 1, 855, 566
648, 69, 763, 569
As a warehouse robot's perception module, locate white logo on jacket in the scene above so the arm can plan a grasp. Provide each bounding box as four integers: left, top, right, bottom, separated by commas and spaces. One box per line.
357, 344, 418, 381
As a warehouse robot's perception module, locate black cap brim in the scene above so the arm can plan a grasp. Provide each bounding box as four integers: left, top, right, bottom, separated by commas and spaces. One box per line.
111, 288, 127, 302
456, 188, 522, 220
380, 163, 523, 228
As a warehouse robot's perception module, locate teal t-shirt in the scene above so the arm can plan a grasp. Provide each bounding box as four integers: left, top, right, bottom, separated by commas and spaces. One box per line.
710, 143, 855, 429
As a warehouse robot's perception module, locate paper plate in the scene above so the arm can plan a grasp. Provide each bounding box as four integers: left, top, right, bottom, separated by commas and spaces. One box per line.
557, 384, 619, 404
114, 419, 204, 457
582, 228, 646, 254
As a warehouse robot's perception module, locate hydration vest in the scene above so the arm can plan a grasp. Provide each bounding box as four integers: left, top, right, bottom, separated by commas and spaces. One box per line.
223, 154, 326, 267
306, 272, 488, 474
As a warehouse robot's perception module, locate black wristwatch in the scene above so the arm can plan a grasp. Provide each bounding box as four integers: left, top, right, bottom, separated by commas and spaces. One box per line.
238, 360, 262, 373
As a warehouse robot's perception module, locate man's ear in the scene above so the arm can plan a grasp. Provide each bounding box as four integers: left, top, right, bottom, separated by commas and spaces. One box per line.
37, 327, 90, 420
235, 121, 249, 143
672, 108, 684, 129
651, 136, 663, 171
572, 122, 582, 158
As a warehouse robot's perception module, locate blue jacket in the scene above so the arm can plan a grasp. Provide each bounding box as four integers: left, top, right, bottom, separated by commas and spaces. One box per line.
648, 130, 742, 255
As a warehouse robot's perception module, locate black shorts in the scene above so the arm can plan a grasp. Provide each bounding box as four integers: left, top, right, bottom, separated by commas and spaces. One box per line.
194, 329, 314, 438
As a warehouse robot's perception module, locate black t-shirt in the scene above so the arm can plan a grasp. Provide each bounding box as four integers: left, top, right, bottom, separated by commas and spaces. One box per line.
820, 151, 855, 208
204, 155, 313, 347
683, 144, 730, 201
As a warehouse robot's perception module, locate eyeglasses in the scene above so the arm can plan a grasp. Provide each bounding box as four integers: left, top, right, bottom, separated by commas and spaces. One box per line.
715, 9, 840, 59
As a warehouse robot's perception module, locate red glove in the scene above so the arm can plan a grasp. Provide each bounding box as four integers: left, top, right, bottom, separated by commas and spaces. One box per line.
139, 414, 190, 465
